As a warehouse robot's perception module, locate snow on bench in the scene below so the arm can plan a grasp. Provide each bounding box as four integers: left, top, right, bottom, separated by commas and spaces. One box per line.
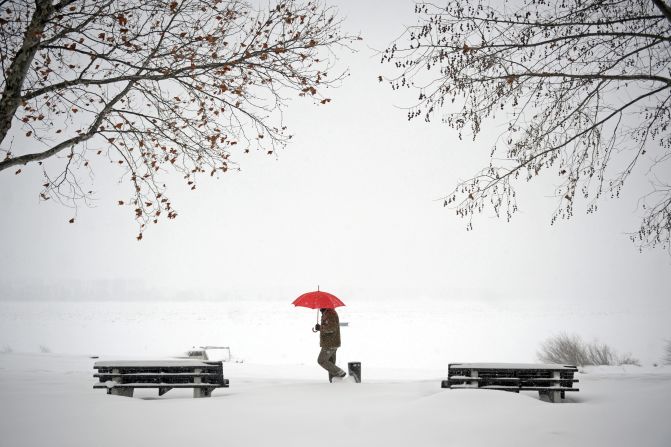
441, 363, 579, 403
93, 360, 230, 398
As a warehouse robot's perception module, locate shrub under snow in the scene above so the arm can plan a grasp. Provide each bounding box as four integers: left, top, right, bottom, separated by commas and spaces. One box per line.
537, 333, 640, 367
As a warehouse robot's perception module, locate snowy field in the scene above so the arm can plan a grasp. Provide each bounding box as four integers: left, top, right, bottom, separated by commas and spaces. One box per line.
1, 299, 671, 446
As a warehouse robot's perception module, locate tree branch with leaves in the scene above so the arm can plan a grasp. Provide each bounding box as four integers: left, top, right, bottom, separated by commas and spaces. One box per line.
0, 0, 356, 239
382, 0, 671, 252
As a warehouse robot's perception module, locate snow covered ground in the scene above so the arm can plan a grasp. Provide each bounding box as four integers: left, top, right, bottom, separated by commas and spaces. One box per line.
1, 299, 670, 446
1, 353, 670, 447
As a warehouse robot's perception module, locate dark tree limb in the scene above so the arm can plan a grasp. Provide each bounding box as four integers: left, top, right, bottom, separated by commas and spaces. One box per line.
0, 0, 53, 143
651, 0, 671, 24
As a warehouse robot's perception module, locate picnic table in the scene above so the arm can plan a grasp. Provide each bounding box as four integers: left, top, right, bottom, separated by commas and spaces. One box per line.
93, 360, 229, 398
441, 363, 579, 403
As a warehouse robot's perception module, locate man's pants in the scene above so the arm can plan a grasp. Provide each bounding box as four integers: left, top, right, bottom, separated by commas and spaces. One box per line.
317, 347, 346, 382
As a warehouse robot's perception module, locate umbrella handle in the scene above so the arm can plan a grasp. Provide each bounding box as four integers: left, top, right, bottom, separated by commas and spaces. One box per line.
312, 309, 320, 332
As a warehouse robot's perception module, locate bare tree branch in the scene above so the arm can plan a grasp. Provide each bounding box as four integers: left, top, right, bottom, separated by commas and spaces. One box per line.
382, 0, 671, 252
0, 0, 357, 237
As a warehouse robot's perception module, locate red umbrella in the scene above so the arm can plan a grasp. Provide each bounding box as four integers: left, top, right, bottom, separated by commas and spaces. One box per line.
292, 289, 345, 309
292, 287, 345, 330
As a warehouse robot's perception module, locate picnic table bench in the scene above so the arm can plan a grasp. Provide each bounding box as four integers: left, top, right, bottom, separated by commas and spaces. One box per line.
93, 360, 229, 398
441, 363, 579, 403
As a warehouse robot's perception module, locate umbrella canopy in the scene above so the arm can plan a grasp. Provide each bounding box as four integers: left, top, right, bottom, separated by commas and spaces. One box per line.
292, 290, 345, 309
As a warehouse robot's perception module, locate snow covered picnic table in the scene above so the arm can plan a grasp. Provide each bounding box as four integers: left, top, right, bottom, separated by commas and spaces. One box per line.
442, 363, 579, 403
93, 360, 230, 398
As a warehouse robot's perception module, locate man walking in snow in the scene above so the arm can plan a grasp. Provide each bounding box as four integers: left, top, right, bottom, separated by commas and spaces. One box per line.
314, 308, 346, 382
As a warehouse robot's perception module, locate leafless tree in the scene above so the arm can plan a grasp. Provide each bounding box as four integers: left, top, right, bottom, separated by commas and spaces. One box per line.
0, 0, 355, 238
664, 339, 671, 364
382, 0, 671, 251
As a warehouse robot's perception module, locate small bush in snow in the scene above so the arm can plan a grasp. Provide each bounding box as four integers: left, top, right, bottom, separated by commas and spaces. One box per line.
537, 333, 590, 366
585, 342, 615, 365
537, 333, 640, 366
617, 353, 641, 367
39, 345, 51, 354
1, 345, 12, 354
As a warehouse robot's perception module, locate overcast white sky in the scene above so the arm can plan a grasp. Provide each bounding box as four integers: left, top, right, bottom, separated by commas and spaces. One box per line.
1, 0, 670, 305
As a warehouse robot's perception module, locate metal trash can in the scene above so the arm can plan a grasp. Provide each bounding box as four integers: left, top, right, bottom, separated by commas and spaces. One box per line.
348, 362, 361, 383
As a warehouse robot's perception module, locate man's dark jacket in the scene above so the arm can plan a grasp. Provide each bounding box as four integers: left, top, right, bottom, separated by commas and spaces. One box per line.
320, 309, 341, 348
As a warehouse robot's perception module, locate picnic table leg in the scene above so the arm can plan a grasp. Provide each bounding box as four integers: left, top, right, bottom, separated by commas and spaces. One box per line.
159, 387, 173, 396
111, 388, 134, 397
192, 368, 212, 398
109, 368, 134, 397
471, 370, 479, 388
194, 387, 213, 398
548, 371, 561, 403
